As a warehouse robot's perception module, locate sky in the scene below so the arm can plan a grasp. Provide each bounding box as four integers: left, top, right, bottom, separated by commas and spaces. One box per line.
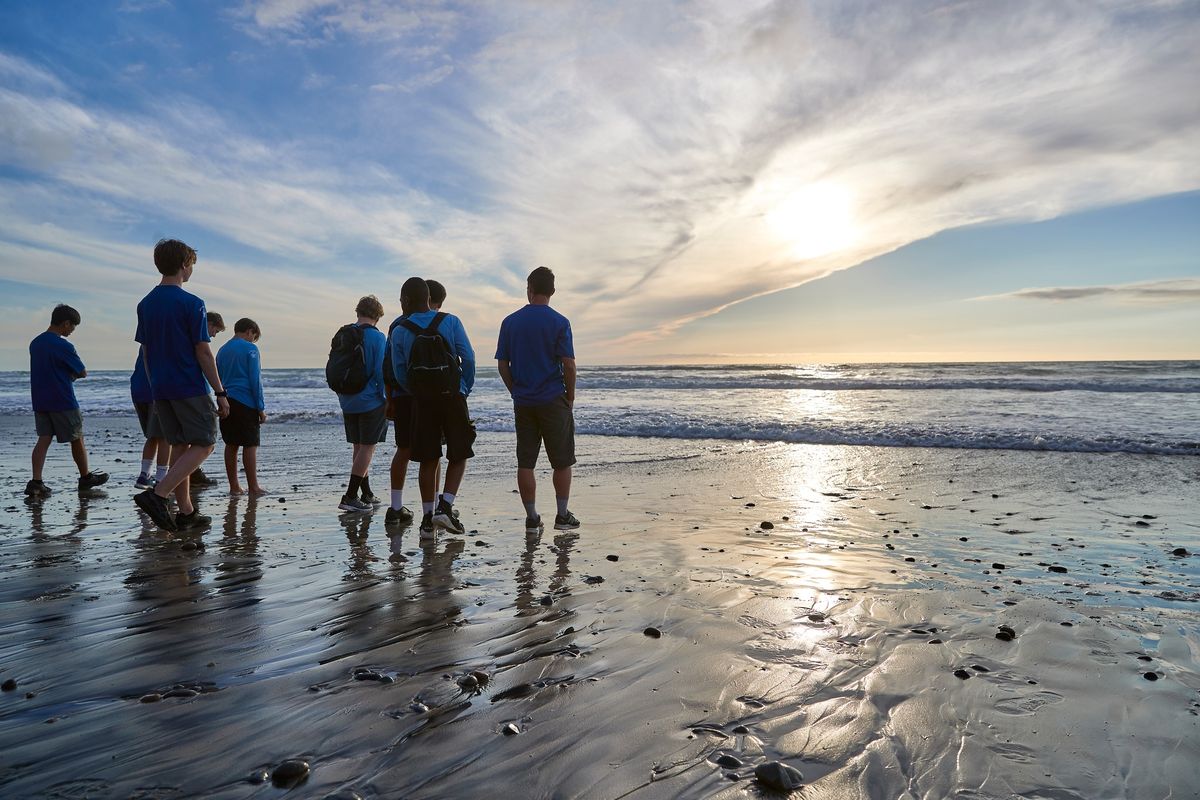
0, 0, 1197, 370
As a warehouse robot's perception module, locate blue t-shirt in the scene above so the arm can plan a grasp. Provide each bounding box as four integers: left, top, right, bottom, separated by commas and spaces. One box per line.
130, 352, 152, 405
389, 310, 476, 397
338, 323, 386, 414
495, 304, 574, 406
216, 337, 265, 411
29, 331, 86, 413
135, 285, 210, 401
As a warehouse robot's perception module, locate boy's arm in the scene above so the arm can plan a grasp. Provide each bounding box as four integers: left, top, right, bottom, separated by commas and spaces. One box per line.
454, 318, 476, 396
497, 360, 514, 394
561, 357, 577, 408
196, 342, 230, 418
250, 348, 265, 413
392, 329, 409, 392
65, 343, 87, 380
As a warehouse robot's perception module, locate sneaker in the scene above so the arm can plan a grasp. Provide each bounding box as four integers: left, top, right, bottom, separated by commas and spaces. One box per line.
384, 506, 414, 526
419, 511, 436, 540
24, 479, 51, 498
78, 471, 109, 490
360, 492, 382, 506
190, 468, 217, 487
525, 514, 543, 534
175, 509, 212, 531
433, 499, 464, 534
554, 511, 581, 531
134, 472, 156, 490
338, 494, 372, 513
135, 489, 177, 531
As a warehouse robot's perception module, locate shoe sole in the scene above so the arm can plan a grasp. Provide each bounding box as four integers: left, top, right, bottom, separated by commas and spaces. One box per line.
135, 493, 177, 531
419, 528, 436, 540
385, 516, 414, 526
339, 504, 371, 513
525, 522, 543, 534
432, 514, 463, 534
554, 522, 581, 531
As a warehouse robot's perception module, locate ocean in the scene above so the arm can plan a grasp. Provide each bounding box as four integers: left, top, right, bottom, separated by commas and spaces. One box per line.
2, 361, 1197, 456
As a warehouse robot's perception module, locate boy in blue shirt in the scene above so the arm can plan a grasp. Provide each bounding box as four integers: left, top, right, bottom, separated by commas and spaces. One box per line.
133, 239, 230, 532
390, 277, 476, 538
336, 296, 388, 513
496, 266, 579, 532
130, 350, 168, 489
216, 318, 267, 495
27, 304, 108, 497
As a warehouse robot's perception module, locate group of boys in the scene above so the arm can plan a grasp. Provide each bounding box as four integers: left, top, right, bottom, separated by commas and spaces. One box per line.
332, 266, 580, 538
28, 240, 580, 537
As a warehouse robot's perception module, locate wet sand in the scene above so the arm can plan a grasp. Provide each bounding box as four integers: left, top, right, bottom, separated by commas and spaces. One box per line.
1, 416, 1197, 799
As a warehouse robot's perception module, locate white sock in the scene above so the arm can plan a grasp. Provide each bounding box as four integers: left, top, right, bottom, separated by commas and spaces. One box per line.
422, 500, 435, 514
140, 458, 153, 475
440, 492, 456, 506
155, 465, 169, 481
391, 489, 403, 510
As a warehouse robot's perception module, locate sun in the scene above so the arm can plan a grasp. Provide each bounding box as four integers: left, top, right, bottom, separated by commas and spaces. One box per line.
764, 182, 857, 260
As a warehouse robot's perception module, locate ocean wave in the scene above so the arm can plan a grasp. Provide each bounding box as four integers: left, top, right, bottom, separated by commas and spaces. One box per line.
573, 377, 1200, 393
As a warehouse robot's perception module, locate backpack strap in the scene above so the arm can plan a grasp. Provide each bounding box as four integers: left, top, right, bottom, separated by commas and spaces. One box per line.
399, 319, 424, 336
424, 312, 447, 335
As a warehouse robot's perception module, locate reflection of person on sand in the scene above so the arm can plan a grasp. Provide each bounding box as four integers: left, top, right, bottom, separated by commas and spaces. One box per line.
496, 266, 579, 533
217, 318, 268, 496
26, 304, 109, 498
132, 239, 230, 534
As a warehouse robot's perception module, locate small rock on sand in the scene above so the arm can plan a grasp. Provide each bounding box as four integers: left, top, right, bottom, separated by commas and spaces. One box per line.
139, 693, 161, 703
1, 678, 16, 692
643, 627, 662, 638
606, 554, 619, 561
754, 761, 803, 791
715, 754, 742, 768
501, 723, 520, 736
1048, 565, 1068, 573
760, 521, 774, 530
1144, 672, 1159, 681
272, 759, 310, 788
996, 625, 1017, 641
1172, 547, 1189, 557
954, 669, 972, 679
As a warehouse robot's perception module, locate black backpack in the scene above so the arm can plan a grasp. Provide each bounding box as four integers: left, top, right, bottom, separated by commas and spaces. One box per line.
400, 313, 461, 396
325, 323, 370, 394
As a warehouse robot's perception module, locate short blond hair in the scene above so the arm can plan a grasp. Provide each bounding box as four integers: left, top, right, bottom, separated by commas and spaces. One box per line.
355, 295, 384, 320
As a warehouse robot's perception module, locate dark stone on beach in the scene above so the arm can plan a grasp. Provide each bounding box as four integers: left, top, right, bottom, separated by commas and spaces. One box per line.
745, 502, 755, 507
1137, 655, 1153, 661
25, 692, 35, 699
760, 521, 774, 530
457, 674, 480, 691
471, 670, 490, 686
992, 494, 1000, 498
410, 701, 429, 713
782, 515, 790, 521
278, 497, 286, 503
996, 625, 1017, 641
583, 575, 605, 584
904, 557, 915, 562
139, 693, 161, 703
247, 768, 270, 784
1172, 547, 1189, 556
715, 754, 743, 768
501, 722, 520, 736
928, 639, 943, 644
954, 669, 971, 679
272, 759, 310, 788
643, 626, 662, 638
1048, 565, 1068, 573
324, 791, 364, 800
732, 724, 750, 734
164, 688, 198, 699
1060, 621, 1073, 626
606, 554, 619, 561
1144, 672, 1159, 681
754, 761, 803, 791
807, 612, 825, 622
992, 563, 1006, 570
539, 595, 553, 606
959, 537, 968, 541
1, 678, 16, 692
354, 668, 383, 682
972, 665, 990, 672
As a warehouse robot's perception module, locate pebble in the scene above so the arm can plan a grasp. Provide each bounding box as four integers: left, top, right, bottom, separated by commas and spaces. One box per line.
954, 669, 972, 679
457, 674, 480, 691
163, 688, 198, 699
1144, 672, 1159, 681
583, 575, 605, 584
991, 563, 1006, 570
410, 702, 429, 713
754, 761, 804, 791
470, 670, 490, 686
278, 497, 286, 503
539, 595, 553, 606
1048, 565, 1068, 574
996, 625, 1017, 642
715, 754, 743, 768
643, 627, 662, 638
606, 554, 619, 561
139, 693, 162, 703
247, 768, 271, 784
760, 521, 774, 530
1, 678, 16, 692
807, 612, 825, 622
272, 759, 310, 788
501, 723, 520, 736
732, 725, 750, 734
1172, 547, 1189, 557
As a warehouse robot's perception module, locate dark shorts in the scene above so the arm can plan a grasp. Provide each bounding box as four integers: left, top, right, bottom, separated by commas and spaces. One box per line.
515, 395, 576, 470
134, 401, 155, 438
412, 392, 476, 463
154, 395, 218, 447
35, 409, 84, 443
392, 394, 415, 449
220, 397, 261, 447
343, 404, 387, 445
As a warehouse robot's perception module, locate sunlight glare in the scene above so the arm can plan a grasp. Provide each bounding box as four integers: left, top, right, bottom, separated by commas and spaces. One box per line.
765, 182, 857, 260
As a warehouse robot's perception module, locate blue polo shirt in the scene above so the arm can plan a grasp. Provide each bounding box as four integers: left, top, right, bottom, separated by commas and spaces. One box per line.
29, 331, 86, 413
337, 323, 386, 414
388, 310, 476, 397
495, 304, 574, 406
216, 337, 265, 411
130, 352, 152, 404
135, 285, 210, 401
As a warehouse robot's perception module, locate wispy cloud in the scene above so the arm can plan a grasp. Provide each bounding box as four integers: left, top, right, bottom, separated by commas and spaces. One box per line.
975, 278, 1200, 305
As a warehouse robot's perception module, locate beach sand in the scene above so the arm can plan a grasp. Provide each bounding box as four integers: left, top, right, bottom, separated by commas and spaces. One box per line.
1, 415, 1197, 799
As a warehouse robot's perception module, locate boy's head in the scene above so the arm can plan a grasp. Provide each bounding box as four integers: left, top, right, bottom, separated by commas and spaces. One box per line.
426, 279, 446, 310
207, 311, 226, 338
154, 239, 197, 277
400, 277, 430, 313
527, 266, 555, 299
234, 317, 261, 342
356, 295, 384, 322
49, 304, 81, 335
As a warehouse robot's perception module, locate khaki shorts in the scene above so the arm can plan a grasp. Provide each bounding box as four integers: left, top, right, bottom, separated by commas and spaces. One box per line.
35, 409, 84, 443
514, 395, 575, 470
154, 395, 218, 446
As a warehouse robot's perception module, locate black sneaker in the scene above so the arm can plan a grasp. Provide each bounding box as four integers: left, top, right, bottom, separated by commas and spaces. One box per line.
134, 472, 155, 490
78, 471, 109, 490
433, 499, 464, 534
360, 492, 382, 506
24, 479, 51, 498
525, 514, 543, 534
339, 494, 371, 513
135, 489, 177, 531
419, 511, 436, 540
190, 468, 217, 487
384, 506, 414, 526
554, 511, 581, 531
175, 509, 212, 531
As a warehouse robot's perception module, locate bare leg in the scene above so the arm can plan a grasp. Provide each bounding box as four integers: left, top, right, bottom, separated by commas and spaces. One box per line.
153, 438, 169, 469
245, 447, 265, 494
157, 443, 214, 516
517, 467, 536, 505
351, 443, 376, 477
140, 438, 157, 462
418, 461, 438, 503
31, 435, 52, 481
552, 466, 572, 506
225, 444, 244, 494
442, 459, 466, 497
434, 461, 442, 497
70, 437, 89, 476
390, 447, 409, 492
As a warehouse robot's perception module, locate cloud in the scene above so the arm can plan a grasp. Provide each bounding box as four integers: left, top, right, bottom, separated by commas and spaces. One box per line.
2, 0, 1200, 367
975, 278, 1200, 305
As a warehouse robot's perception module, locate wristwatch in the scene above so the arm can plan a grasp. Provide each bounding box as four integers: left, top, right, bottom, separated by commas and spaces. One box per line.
215, 390, 229, 398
